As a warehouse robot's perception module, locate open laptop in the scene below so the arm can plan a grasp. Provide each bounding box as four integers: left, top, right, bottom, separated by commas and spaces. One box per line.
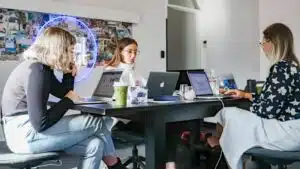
219, 73, 238, 90
168, 69, 203, 90
146, 72, 179, 98
75, 71, 123, 104
187, 70, 236, 99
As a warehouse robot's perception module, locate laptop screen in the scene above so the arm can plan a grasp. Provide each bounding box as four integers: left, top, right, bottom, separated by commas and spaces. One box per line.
187, 71, 213, 96
93, 71, 123, 97
219, 74, 238, 90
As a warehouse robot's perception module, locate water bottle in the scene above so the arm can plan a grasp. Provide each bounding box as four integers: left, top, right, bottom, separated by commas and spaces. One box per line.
207, 69, 219, 95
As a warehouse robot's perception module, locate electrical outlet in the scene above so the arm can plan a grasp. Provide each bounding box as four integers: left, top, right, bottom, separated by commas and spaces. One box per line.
161, 50, 165, 59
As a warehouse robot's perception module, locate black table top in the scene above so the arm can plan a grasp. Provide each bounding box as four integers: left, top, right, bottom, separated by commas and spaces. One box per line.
49, 98, 250, 116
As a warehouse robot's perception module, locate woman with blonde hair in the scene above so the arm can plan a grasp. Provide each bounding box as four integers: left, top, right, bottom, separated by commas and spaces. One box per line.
202, 23, 300, 169
1, 27, 127, 169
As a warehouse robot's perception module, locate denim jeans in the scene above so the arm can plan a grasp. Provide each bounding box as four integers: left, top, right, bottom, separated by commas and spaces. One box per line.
3, 114, 116, 169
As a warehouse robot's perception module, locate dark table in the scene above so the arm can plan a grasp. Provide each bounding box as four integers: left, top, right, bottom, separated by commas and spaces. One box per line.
50, 98, 250, 169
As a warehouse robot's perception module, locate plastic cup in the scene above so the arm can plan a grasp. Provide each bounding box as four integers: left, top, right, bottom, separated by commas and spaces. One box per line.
114, 86, 128, 106
256, 84, 263, 94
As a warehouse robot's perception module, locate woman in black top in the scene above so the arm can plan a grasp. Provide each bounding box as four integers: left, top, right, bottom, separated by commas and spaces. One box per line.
202, 23, 300, 169
2, 27, 126, 169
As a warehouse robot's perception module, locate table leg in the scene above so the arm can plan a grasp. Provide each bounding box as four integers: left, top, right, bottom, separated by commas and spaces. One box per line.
145, 111, 166, 169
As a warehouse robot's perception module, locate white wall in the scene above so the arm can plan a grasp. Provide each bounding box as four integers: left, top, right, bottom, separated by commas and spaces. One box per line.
197, 0, 260, 88
166, 0, 260, 88
0, 0, 167, 96
259, 0, 300, 80
167, 7, 200, 70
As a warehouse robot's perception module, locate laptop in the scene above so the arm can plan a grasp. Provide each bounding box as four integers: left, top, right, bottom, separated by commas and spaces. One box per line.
168, 69, 203, 90
219, 73, 238, 90
146, 72, 180, 98
187, 71, 236, 99
75, 71, 123, 104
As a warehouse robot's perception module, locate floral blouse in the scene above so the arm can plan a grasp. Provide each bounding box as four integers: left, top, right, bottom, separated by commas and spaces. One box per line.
250, 60, 300, 121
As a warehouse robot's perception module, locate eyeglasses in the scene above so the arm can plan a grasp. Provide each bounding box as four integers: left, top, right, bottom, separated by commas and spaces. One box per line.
123, 50, 140, 55
259, 39, 271, 46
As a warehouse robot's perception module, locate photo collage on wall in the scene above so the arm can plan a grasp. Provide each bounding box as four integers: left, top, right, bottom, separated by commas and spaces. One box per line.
0, 8, 133, 67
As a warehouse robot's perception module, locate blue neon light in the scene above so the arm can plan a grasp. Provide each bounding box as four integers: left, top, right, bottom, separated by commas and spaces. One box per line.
37, 16, 97, 83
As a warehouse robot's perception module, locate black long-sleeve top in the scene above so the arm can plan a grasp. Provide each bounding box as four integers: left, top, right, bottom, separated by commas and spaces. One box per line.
250, 60, 300, 121
2, 61, 75, 132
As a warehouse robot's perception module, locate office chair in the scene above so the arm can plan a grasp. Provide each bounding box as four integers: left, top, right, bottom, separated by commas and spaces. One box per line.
112, 123, 145, 169
244, 147, 300, 169
0, 105, 61, 169
122, 143, 146, 169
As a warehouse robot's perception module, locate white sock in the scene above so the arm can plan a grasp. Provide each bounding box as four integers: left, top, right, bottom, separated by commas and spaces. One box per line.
166, 162, 176, 169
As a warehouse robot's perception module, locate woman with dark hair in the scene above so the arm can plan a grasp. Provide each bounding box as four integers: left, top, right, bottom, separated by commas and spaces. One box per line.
106, 38, 138, 67
105, 37, 146, 86
201, 23, 300, 169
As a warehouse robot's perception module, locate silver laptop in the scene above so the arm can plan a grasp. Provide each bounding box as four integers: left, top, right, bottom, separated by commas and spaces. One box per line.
75, 71, 123, 104
146, 72, 179, 98
187, 70, 236, 99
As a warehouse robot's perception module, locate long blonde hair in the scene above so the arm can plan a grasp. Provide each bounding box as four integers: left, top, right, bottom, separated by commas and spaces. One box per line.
263, 23, 299, 66
23, 27, 76, 72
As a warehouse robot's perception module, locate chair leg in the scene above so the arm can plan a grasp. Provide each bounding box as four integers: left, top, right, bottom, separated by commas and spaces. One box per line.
133, 162, 138, 169
136, 157, 146, 169
123, 145, 146, 169
123, 156, 146, 169
139, 156, 146, 161
278, 165, 287, 169
123, 157, 133, 166
138, 161, 146, 169
132, 145, 139, 169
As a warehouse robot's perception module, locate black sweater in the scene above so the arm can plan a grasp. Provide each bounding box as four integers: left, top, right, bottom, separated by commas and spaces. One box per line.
2, 61, 74, 132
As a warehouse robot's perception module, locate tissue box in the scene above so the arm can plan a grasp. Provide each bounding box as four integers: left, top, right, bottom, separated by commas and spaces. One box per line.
127, 86, 148, 104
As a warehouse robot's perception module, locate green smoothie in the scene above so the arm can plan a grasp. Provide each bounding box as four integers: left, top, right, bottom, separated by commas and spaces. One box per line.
256, 84, 263, 94
114, 86, 128, 106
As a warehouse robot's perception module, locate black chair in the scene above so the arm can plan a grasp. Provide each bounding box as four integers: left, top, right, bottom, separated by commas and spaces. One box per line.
244, 147, 300, 169
113, 129, 145, 169
0, 106, 61, 169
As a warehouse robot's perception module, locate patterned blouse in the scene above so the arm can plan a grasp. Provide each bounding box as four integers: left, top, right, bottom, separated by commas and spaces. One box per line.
250, 60, 300, 121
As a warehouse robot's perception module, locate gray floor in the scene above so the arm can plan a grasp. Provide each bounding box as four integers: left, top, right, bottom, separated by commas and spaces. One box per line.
0, 140, 145, 169
1, 141, 300, 169
1, 126, 299, 169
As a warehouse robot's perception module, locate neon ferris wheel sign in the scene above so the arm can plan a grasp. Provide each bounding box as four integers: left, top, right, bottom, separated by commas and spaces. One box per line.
37, 16, 98, 83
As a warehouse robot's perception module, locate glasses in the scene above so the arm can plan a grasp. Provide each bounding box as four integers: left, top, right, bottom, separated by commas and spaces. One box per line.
123, 50, 140, 55
259, 39, 271, 46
